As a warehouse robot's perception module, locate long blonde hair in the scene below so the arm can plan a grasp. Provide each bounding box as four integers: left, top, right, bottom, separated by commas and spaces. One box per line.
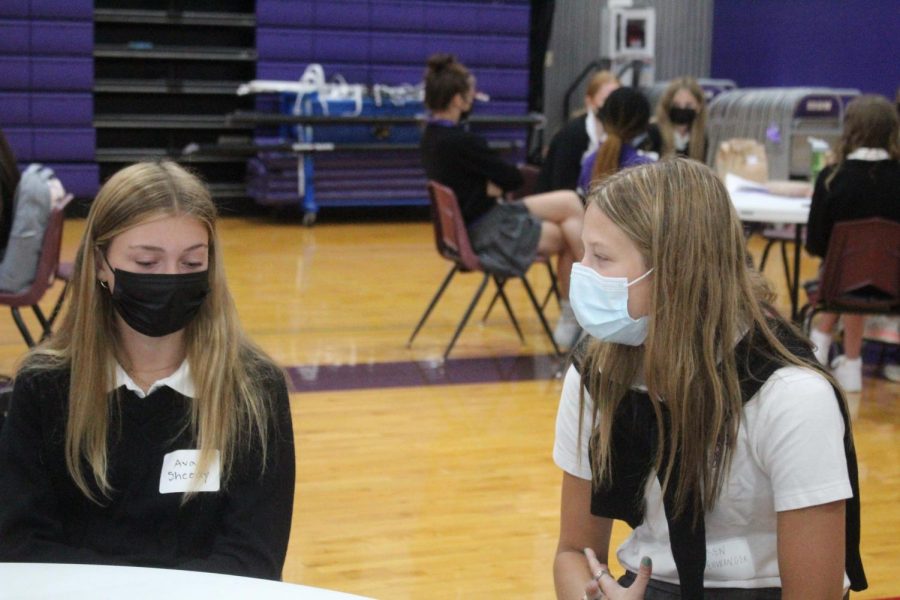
21, 161, 277, 503
655, 77, 707, 162
580, 159, 847, 520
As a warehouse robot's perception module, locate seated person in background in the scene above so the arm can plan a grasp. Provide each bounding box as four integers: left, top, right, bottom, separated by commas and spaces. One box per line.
0, 161, 295, 580
639, 77, 708, 163
0, 129, 21, 252
420, 54, 585, 348
536, 70, 621, 193
805, 94, 900, 393
553, 159, 865, 599
577, 87, 655, 195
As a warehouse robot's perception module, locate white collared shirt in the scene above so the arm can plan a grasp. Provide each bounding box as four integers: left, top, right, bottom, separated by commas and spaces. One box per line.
674, 130, 691, 152
584, 113, 606, 160
115, 360, 195, 399
846, 147, 890, 161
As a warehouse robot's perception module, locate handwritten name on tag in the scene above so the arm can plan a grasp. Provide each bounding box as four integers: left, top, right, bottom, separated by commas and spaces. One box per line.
705, 537, 754, 578
159, 449, 221, 494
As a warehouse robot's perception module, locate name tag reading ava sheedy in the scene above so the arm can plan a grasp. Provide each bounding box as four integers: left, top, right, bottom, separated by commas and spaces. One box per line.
159, 449, 221, 493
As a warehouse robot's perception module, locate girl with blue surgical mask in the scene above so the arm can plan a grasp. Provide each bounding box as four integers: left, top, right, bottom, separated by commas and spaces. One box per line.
553, 159, 866, 599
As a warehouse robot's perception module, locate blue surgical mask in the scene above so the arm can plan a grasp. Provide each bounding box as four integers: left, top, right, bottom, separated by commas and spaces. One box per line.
569, 263, 653, 346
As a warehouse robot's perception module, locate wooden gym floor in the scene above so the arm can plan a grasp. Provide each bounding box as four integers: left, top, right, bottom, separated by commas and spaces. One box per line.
0, 215, 896, 599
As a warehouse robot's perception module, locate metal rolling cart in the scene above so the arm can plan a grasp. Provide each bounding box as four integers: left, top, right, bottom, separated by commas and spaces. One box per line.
705, 87, 859, 180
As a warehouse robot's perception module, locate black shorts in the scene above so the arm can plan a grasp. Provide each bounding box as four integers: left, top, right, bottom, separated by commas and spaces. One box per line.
467, 202, 541, 278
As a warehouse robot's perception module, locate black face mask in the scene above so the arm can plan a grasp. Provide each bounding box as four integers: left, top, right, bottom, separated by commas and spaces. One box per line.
105, 262, 210, 337
668, 107, 697, 126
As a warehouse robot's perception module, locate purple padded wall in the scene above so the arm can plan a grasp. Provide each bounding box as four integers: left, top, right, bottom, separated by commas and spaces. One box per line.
254, 0, 531, 210
0, 1, 29, 18
0, 0, 96, 199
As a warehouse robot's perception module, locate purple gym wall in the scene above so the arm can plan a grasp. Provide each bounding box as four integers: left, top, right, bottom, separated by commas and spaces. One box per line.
257, 0, 530, 115
0, 0, 98, 198
254, 0, 531, 209
711, 0, 900, 100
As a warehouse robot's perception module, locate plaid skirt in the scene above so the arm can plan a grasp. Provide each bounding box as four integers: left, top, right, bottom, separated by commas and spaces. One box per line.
467, 202, 541, 278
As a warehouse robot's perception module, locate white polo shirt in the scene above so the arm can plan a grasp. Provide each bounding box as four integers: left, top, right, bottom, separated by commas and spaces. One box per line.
553, 364, 852, 589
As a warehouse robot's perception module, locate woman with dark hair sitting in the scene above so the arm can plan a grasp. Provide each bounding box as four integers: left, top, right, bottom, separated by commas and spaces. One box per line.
577, 87, 655, 195
420, 53, 586, 348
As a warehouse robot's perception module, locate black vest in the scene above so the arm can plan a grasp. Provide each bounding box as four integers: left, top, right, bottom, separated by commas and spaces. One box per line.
574, 325, 867, 598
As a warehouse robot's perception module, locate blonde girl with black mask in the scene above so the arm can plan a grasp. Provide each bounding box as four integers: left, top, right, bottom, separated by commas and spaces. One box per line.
552, 159, 865, 599
0, 161, 295, 580
641, 77, 708, 163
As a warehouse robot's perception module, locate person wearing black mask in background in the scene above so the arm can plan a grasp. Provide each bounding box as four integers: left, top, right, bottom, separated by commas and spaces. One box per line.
0, 161, 295, 580
639, 77, 709, 163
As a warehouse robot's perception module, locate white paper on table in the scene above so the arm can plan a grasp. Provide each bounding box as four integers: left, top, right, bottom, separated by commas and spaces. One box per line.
725, 173, 811, 202
725, 173, 772, 195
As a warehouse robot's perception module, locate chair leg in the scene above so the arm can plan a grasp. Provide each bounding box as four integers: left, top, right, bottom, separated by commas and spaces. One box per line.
491, 275, 525, 343
47, 280, 69, 329
801, 305, 822, 337
542, 260, 560, 310
32, 305, 53, 342
407, 265, 459, 348
480, 287, 501, 323
519, 276, 562, 356
444, 274, 490, 360
11, 307, 36, 348
485, 260, 561, 321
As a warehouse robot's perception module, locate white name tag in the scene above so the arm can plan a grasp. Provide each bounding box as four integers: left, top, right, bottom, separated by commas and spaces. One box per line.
705, 537, 754, 578
159, 450, 221, 494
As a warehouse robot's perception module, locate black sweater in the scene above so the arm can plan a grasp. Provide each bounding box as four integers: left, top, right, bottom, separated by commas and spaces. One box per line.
638, 123, 708, 161
535, 115, 590, 193
805, 159, 900, 257
0, 364, 295, 580
420, 122, 524, 225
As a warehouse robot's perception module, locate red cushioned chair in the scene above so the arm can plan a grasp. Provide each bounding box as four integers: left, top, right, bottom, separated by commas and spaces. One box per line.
800, 218, 900, 334
407, 181, 562, 360
0, 194, 72, 346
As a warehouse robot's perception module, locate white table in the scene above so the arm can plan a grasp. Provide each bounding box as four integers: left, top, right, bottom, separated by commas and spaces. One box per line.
0, 563, 374, 600
726, 174, 812, 320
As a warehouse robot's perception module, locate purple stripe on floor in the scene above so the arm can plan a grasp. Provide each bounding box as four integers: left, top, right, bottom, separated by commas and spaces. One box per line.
285, 354, 565, 393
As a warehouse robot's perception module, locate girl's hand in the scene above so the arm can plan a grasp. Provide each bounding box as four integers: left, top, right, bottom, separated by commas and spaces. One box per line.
582, 548, 652, 600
